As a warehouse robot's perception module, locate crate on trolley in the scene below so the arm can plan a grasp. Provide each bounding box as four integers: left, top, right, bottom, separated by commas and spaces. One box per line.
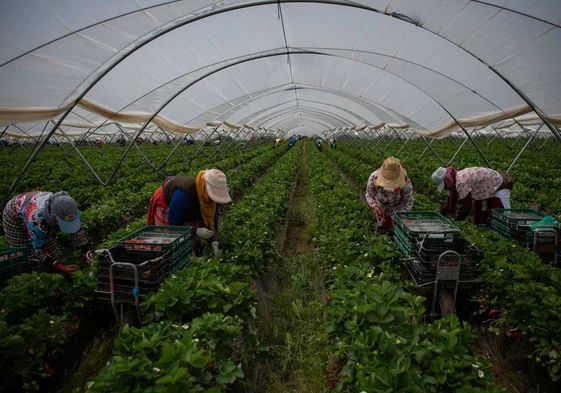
95, 226, 192, 325
0, 247, 36, 283
491, 208, 559, 265
394, 212, 461, 257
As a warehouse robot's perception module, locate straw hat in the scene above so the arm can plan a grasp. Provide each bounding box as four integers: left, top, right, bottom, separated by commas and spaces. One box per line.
375, 157, 407, 191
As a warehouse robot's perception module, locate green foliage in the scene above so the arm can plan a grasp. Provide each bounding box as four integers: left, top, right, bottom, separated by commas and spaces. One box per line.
307, 143, 505, 392
330, 142, 561, 382
87, 145, 300, 392
88, 313, 264, 393
0, 266, 97, 387
140, 258, 255, 324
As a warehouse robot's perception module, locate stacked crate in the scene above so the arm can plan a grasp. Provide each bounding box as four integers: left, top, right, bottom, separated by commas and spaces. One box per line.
395, 212, 477, 286
96, 226, 192, 302
491, 208, 559, 265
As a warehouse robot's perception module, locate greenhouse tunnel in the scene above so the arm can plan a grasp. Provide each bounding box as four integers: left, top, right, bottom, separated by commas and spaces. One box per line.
1, 1, 561, 393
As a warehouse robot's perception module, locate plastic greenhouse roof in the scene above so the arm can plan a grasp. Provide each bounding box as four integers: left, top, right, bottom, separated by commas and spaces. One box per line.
0, 0, 560, 138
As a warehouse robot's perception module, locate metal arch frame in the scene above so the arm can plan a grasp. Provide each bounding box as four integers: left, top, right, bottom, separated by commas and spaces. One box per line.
237, 99, 366, 128
3, 0, 558, 140
4, 0, 559, 202
214, 84, 400, 126
264, 111, 345, 130
236, 97, 371, 127
4, 45, 481, 202
269, 112, 336, 130
250, 104, 357, 129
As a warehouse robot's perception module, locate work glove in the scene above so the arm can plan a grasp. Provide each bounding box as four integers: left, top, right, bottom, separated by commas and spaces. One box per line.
196, 228, 213, 240
456, 210, 469, 221
211, 241, 220, 257
439, 207, 449, 217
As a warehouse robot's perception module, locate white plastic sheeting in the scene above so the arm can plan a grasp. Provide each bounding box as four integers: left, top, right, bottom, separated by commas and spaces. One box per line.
0, 0, 560, 138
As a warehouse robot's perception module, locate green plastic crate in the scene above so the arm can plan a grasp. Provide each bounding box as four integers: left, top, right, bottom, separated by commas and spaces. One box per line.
118, 225, 191, 256
395, 212, 461, 239
491, 208, 558, 244
0, 247, 32, 281
394, 212, 461, 257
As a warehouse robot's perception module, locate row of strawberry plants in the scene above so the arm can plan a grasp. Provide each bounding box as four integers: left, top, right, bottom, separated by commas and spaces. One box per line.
79, 144, 276, 240
457, 222, 561, 381
84, 144, 302, 392
327, 145, 561, 382
0, 145, 287, 392
308, 144, 504, 392
1, 144, 262, 210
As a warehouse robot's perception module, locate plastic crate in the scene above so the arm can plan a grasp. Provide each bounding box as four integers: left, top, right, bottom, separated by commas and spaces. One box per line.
394, 212, 460, 257
0, 247, 35, 282
96, 243, 191, 301
416, 236, 478, 270
118, 226, 191, 255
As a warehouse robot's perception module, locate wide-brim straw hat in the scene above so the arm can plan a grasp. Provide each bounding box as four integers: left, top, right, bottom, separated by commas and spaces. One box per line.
377, 157, 407, 190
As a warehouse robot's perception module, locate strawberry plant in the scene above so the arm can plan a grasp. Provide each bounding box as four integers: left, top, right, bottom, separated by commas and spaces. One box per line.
140, 257, 255, 324
88, 313, 264, 393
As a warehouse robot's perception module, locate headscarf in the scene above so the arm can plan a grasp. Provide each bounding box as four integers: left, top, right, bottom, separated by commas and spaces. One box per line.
444, 166, 457, 191
195, 170, 217, 233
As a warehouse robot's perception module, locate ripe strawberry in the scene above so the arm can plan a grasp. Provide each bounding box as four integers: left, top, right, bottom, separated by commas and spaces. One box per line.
329, 377, 336, 383
478, 304, 484, 310
511, 331, 519, 339
325, 295, 331, 301
332, 364, 338, 371
489, 310, 496, 316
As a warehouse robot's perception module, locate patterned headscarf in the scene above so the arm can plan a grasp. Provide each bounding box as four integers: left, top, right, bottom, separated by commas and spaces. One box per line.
444, 166, 457, 190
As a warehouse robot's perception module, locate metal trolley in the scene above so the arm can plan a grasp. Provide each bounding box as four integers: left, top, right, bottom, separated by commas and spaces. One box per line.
394, 212, 478, 319
405, 235, 478, 319
94, 226, 191, 326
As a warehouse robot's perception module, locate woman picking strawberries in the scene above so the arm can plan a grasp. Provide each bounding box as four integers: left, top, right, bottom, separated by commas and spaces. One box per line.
146, 169, 232, 256
365, 157, 414, 232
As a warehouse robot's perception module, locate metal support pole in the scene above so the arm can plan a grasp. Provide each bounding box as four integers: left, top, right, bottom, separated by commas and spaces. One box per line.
392, 128, 416, 161
418, 136, 445, 167
507, 122, 544, 173
458, 125, 492, 168
446, 137, 469, 166
57, 128, 107, 185
116, 124, 159, 172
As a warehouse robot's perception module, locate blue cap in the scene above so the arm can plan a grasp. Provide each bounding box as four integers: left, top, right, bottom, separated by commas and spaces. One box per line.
52, 193, 82, 233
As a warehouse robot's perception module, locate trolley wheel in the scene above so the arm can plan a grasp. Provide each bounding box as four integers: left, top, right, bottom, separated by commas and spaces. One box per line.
437, 290, 456, 317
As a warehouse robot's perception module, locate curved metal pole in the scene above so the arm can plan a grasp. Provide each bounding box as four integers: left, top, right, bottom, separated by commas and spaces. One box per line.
68, 0, 561, 141
235, 97, 370, 127
5, 0, 554, 203
102, 50, 325, 184
251, 105, 351, 129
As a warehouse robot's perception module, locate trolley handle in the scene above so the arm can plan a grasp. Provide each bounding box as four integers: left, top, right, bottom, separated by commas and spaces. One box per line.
95, 248, 164, 266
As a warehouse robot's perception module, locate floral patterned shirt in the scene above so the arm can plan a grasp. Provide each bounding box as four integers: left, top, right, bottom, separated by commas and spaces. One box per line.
365, 169, 414, 219
455, 168, 503, 201
14, 192, 88, 258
